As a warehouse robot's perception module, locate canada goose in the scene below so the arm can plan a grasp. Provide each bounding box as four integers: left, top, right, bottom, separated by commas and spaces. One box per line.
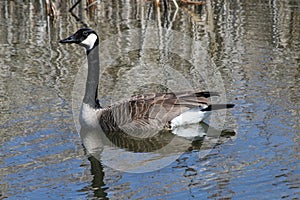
59, 28, 234, 137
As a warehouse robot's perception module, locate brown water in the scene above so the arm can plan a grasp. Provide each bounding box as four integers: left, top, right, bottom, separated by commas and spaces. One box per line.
0, 0, 299, 199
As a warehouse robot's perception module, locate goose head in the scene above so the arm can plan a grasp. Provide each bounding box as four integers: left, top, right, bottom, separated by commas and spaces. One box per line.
59, 28, 99, 51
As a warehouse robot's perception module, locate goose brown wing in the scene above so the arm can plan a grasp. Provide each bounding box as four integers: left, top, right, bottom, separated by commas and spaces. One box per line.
97, 91, 218, 133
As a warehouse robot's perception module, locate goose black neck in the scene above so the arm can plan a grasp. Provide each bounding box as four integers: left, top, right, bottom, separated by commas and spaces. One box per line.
83, 45, 100, 108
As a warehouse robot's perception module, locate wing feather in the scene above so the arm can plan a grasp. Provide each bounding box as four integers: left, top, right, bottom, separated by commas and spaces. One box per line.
97, 91, 216, 133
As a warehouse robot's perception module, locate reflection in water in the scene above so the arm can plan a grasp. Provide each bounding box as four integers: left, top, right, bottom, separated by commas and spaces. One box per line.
87, 156, 108, 199
81, 122, 235, 173
84, 121, 235, 198
0, 0, 300, 199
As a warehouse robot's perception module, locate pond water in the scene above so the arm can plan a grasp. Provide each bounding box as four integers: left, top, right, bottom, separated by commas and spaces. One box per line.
1, 0, 299, 199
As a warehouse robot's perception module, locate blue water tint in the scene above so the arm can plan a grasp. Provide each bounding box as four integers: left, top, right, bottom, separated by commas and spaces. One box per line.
1, 0, 300, 199
6, 159, 88, 200
0, 95, 89, 199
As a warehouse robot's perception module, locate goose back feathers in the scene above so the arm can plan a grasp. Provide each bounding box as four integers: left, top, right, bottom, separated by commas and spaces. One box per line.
97, 91, 233, 134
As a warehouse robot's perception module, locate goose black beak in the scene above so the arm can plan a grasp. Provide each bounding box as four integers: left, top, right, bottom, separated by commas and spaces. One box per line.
59, 35, 79, 44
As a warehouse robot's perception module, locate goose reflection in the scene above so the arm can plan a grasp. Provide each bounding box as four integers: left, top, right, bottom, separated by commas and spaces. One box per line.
81, 121, 235, 173
84, 122, 234, 199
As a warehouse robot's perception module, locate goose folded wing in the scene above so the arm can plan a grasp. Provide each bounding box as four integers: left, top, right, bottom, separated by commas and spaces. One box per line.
97, 91, 216, 133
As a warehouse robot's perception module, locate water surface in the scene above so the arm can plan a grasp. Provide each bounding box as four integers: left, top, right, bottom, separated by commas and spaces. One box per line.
0, 0, 299, 199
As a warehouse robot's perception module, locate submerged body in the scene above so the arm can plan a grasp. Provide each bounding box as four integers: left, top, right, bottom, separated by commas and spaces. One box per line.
80, 103, 211, 130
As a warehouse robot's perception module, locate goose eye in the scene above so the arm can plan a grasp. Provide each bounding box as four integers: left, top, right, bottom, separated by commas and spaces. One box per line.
83, 31, 88, 36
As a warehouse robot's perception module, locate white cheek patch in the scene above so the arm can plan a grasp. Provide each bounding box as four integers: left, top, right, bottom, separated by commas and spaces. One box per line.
80, 33, 97, 50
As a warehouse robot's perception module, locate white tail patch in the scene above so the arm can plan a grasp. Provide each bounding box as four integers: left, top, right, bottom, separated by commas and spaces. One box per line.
80, 33, 97, 50
170, 107, 211, 130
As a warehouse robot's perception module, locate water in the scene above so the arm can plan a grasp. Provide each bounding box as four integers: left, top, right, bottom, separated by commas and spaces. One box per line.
1, 0, 300, 199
